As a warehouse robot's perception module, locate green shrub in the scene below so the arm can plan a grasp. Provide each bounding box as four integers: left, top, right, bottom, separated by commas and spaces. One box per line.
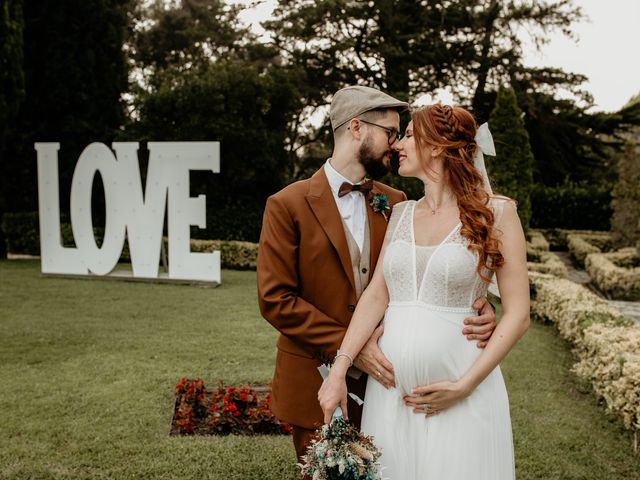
528, 230, 550, 252
572, 323, 640, 435
487, 85, 534, 231
529, 271, 632, 346
538, 228, 610, 251
531, 181, 612, 231
586, 248, 640, 300
2, 212, 256, 270
611, 139, 640, 248
1, 212, 39, 254
527, 251, 567, 278
188, 239, 257, 270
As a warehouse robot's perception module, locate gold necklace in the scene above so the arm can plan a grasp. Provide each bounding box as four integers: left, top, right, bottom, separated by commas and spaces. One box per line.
423, 193, 455, 215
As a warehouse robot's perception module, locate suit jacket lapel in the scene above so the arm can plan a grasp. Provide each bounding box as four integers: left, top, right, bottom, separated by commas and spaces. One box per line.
306, 168, 356, 292
367, 185, 388, 275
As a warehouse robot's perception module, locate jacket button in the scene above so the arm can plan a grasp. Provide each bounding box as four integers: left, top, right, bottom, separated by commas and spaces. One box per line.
347, 304, 356, 313
361, 267, 368, 274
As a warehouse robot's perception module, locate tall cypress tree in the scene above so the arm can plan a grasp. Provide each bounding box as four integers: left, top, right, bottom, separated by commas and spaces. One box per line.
4, 0, 130, 216
0, 0, 25, 257
487, 85, 534, 231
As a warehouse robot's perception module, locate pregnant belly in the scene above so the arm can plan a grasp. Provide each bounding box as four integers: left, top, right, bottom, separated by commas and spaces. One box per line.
378, 304, 481, 397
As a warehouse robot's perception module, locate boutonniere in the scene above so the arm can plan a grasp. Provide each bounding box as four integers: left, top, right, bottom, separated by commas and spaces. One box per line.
369, 193, 390, 221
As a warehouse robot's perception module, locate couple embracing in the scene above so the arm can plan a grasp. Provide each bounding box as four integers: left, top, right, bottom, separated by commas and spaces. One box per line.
257, 86, 530, 479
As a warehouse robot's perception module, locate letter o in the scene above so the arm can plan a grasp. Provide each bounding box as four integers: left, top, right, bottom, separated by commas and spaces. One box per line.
70, 142, 126, 275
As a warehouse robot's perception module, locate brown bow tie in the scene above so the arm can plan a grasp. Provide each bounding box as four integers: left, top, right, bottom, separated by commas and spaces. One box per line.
338, 180, 373, 198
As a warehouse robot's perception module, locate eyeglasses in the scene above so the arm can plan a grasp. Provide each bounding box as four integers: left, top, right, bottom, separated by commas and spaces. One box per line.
358, 119, 401, 145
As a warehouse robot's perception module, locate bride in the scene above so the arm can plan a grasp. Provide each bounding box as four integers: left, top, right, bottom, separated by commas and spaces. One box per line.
318, 104, 529, 479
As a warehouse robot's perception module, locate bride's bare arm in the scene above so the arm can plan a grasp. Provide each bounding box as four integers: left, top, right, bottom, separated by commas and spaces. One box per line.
406, 200, 529, 414
318, 238, 392, 422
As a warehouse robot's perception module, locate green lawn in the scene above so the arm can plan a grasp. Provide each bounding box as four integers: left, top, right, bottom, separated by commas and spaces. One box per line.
0, 260, 638, 479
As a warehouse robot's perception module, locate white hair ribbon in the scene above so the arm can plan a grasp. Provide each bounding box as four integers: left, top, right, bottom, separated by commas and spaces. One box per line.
474, 123, 501, 297
474, 122, 496, 194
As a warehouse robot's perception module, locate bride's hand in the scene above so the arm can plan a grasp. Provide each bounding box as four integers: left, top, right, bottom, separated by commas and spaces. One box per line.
403, 380, 472, 416
318, 373, 349, 424
354, 325, 396, 389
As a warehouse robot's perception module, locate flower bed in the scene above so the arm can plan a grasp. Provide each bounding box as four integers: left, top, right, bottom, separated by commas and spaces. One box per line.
171, 378, 292, 436
585, 248, 640, 300
529, 271, 639, 448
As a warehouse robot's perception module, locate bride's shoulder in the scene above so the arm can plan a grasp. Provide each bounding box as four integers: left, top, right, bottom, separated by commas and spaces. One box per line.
487, 195, 517, 225
390, 199, 412, 215
488, 194, 516, 209
392, 199, 411, 208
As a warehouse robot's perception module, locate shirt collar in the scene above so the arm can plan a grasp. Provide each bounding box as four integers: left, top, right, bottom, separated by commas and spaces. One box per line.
324, 159, 367, 197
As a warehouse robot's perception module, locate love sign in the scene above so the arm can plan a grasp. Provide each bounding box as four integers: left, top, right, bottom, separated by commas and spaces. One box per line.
35, 142, 221, 283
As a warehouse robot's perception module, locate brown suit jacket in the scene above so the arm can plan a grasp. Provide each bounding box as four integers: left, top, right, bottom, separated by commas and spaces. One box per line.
257, 167, 406, 429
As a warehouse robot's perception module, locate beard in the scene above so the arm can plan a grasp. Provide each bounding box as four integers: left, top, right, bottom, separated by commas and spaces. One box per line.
358, 136, 393, 180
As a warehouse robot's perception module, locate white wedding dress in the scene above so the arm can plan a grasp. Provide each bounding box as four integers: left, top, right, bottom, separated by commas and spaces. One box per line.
361, 198, 516, 479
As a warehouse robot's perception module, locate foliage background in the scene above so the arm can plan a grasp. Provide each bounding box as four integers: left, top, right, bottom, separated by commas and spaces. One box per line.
1, 0, 639, 247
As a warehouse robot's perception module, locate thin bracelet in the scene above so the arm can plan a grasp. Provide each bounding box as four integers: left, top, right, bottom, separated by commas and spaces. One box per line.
333, 350, 354, 367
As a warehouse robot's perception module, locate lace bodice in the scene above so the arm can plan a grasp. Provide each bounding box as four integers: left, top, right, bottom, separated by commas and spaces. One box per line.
382, 198, 510, 308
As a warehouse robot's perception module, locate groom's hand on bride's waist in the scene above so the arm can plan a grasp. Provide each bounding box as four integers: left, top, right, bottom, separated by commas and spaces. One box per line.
353, 325, 396, 389
463, 297, 497, 349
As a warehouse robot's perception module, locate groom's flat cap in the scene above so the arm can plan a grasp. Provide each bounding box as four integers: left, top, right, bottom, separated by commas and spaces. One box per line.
330, 86, 409, 131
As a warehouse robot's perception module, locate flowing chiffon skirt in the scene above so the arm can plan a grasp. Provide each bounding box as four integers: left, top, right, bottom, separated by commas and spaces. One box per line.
361, 302, 515, 480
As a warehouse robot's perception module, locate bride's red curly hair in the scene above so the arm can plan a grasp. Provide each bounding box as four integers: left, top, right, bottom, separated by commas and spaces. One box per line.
412, 104, 504, 282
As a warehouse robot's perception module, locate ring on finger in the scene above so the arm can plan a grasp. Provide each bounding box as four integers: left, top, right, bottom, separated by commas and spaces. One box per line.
375, 370, 382, 377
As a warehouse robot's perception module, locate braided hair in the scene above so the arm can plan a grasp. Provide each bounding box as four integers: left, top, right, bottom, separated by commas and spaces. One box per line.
412, 104, 504, 282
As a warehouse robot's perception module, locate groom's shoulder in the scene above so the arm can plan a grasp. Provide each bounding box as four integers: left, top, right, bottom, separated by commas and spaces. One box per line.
265, 177, 314, 214
372, 180, 407, 203
269, 178, 312, 202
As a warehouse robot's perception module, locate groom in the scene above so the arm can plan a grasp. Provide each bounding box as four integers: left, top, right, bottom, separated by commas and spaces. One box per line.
257, 86, 497, 461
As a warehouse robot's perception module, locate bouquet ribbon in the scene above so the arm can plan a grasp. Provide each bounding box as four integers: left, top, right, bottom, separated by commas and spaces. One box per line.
318, 364, 365, 421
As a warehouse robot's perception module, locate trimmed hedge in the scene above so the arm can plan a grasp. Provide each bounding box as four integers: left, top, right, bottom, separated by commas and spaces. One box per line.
573, 324, 640, 440
1, 212, 41, 255
189, 239, 257, 271
533, 228, 610, 251
529, 271, 639, 446
527, 251, 567, 278
526, 231, 567, 277
527, 230, 550, 252
2, 212, 258, 270
567, 234, 602, 268
585, 248, 640, 300
529, 271, 631, 341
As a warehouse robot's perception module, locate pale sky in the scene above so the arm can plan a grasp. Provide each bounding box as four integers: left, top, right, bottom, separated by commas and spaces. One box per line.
233, 0, 640, 113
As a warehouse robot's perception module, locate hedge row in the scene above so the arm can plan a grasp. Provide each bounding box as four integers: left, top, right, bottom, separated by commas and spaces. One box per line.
585, 248, 640, 301
532, 228, 610, 251
529, 271, 639, 446
567, 234, 603, 268
530, 182, 612, 231
526, 230, 567, 278
527, 251, 567, 278
1, 212, 258, 271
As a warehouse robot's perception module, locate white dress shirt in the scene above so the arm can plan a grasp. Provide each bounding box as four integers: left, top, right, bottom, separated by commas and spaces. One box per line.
324, 159, 368, 253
